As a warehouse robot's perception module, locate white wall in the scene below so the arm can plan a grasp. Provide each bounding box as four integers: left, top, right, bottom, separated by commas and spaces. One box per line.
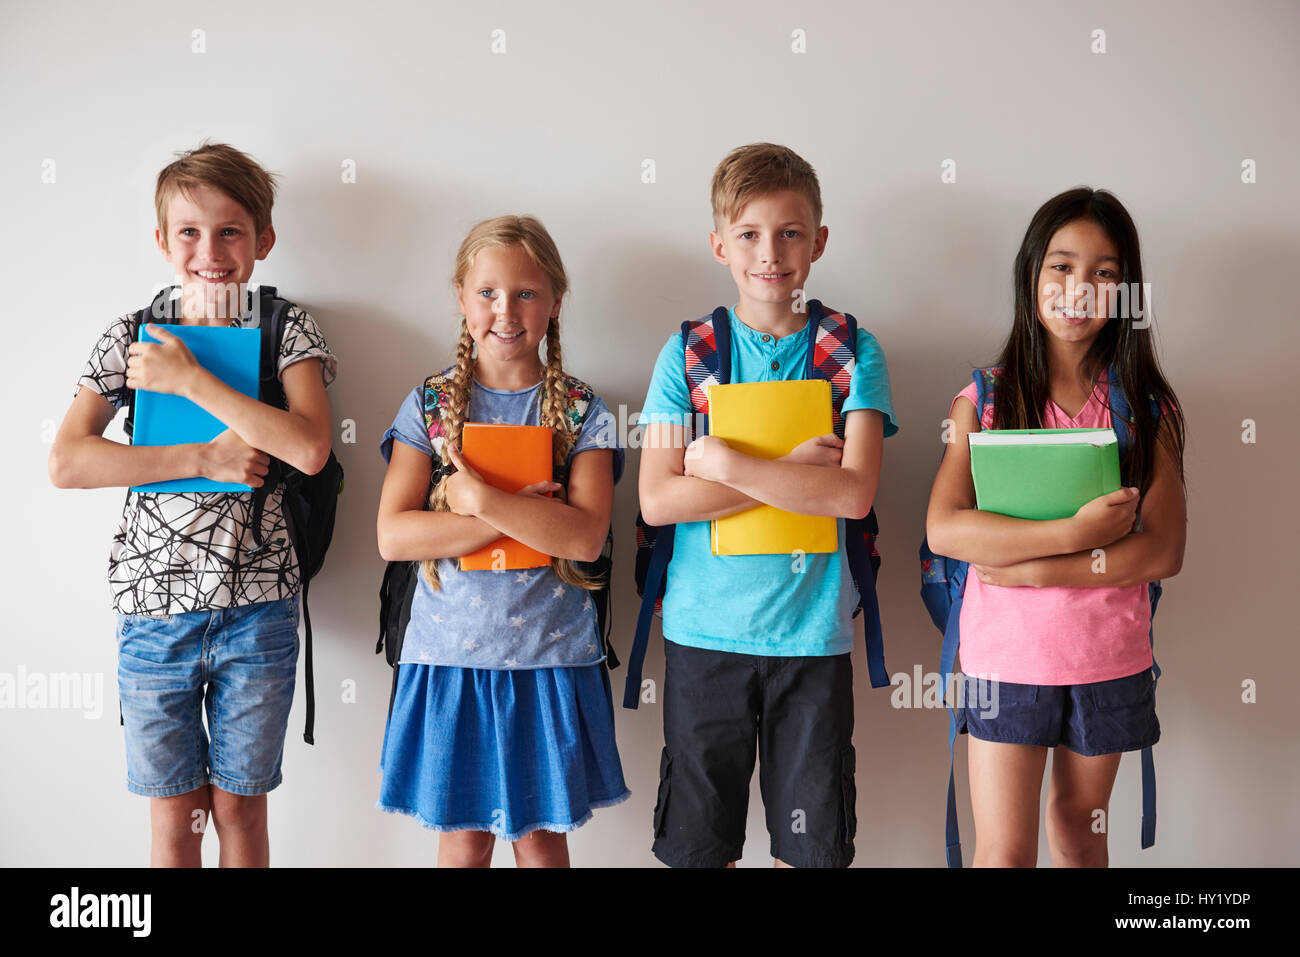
3, 0, 1297, 866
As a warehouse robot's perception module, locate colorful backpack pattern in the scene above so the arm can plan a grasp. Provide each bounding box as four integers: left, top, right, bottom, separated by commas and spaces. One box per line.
420, 368, 594, 484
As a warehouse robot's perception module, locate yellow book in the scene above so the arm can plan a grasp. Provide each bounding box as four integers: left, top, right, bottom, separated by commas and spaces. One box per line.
707, 380, 838, 556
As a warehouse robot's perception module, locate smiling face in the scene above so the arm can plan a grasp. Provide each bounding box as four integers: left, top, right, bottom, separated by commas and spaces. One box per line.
1035, 218, 1122, 346
711, 189, 827, 323
455, 244, 559, 379
156, 182, 274, 320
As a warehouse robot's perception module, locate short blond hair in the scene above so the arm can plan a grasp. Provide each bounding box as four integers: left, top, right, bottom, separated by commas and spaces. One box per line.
710, 143, 822, 227
155, 141, 278, 241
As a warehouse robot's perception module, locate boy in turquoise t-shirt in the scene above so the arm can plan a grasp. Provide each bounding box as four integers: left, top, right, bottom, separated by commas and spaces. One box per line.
638, 142, 898, 868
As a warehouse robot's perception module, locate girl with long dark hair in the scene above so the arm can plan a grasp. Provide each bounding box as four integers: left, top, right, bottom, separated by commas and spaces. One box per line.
926, 187, 1187, 867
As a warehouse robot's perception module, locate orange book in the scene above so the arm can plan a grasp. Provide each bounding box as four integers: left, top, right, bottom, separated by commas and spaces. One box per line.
458, 423, 553, 571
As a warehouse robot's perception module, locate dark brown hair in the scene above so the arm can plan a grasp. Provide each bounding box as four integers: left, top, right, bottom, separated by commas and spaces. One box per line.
992, 187, 1185, 495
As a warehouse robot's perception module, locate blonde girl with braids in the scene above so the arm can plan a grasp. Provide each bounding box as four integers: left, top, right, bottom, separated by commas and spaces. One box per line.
375, 215, 629, 867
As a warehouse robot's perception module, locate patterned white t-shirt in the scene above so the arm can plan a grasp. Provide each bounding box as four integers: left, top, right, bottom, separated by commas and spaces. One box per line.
76, 303, 338, 616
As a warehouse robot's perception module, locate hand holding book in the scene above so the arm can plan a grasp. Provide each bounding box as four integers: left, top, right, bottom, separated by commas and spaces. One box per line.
971, 486, 1140, 586
125, 323, 203, 396
444, 442, 561, 516
200, 429, 270, 488
1067, 486, 1141, 551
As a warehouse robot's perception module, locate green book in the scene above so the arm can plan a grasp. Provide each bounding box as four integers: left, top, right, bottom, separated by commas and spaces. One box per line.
968, 429, 1121, 520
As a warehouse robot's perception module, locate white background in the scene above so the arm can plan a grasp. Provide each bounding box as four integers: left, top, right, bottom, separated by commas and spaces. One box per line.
2, 0, 1297, 866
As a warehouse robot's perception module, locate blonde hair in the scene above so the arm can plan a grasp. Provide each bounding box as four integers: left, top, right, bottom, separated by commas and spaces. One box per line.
155, 141, 278, 243
422, 215, 603, 593
710, 142, 822, 228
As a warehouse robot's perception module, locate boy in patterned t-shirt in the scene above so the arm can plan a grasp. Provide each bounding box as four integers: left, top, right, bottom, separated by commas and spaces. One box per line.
48, 142, 337, 867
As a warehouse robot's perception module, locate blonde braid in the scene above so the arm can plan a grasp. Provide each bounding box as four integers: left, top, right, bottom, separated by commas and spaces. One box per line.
543, 319, 604, 591
421, 321, 476, 590
541, 320, 574, 464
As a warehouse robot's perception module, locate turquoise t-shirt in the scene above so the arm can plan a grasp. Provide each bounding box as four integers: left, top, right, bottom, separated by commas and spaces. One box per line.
639, 307, 898, 657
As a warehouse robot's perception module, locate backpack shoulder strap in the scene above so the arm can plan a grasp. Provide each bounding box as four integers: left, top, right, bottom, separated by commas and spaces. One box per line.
552, 372, 601, 486
803, 300, 856, 440
123, 310, 145, 440
627, 309, 728, 710
254, 287, 293, 411
421, 367, 597, 482
801, 301, 888, 688
1106, 367, 1164, 851
556, 371, 598, 436
123, 287, 184, 439
421, 366, 458, 488
682, 307, 731, 420
1104, 366, 1163, 464
973, 367, 1000, 425
247, 288, 296, 546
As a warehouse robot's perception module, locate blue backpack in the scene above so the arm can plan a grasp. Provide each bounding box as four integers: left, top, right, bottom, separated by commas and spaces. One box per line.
624, 300, 888, 710
919, 367, 1163, 867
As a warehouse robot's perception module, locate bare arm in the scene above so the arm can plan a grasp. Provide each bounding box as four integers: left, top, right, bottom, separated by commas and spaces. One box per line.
638, 422, 764, 526
924, 396, 1139, 565
974, 417, 1187, 588
48, 386, 269, 490
186, 358, 332, 474
375, 440, 504, 562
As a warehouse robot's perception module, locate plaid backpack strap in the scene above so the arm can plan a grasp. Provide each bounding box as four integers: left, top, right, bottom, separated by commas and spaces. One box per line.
682, 306, 732, 428
804, 299, 856, 440
803, 301, 889, 689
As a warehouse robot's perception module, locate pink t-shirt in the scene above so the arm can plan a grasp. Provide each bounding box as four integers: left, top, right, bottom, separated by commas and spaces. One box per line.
952, 379, 1153, 685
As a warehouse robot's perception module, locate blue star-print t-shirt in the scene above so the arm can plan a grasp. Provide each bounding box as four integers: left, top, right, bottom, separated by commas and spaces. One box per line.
381, 377, 623, 669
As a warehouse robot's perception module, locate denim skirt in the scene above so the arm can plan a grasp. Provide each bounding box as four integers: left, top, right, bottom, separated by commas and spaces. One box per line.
377, 662, 630, 840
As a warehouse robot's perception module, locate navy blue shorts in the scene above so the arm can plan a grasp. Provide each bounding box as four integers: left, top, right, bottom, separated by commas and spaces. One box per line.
653, 640, 856, 869
956, 668, 1159, 756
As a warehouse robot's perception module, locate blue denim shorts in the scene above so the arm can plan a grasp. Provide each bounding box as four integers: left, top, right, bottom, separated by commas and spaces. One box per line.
115, 595, 300, 797
956, 668, 1159, 757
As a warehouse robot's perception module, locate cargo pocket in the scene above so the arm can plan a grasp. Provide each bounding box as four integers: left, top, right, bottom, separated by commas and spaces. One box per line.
652, 747, 672, 839
1089, 669, 1154, 712
839, 745, 857, 845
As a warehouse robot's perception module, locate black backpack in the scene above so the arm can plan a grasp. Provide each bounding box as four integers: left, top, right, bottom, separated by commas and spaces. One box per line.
123, 285, 343, 744
375, 372, 617, 719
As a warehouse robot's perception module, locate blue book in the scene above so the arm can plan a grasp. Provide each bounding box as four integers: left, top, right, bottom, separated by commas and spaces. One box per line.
130, 324, 261, 493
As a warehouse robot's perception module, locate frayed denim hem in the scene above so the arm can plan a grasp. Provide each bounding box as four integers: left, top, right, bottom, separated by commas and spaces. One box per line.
375, 788, 631, 842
